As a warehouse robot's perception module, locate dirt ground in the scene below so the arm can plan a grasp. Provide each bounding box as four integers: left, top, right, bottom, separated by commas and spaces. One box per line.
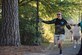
0, 45, 45, 55
0, 39, 81, 55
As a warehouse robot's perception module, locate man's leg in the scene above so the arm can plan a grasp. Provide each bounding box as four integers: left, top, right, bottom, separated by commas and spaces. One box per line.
71, 34, 73, 42
58, 38, 63, 54
54, 35, 59, 47
55, 35, 62, 54
73, 40, 77, 48
55, 34, 64, 55
77, 36, 80, 44
58, 34, 65, 55
73, 36, 76, 48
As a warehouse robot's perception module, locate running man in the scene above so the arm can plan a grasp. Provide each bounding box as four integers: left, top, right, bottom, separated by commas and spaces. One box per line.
40, 12, 72, 55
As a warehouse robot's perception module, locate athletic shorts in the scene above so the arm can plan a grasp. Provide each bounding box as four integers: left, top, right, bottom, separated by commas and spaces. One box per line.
54, 34, 65, 43
73, 36, 80, 41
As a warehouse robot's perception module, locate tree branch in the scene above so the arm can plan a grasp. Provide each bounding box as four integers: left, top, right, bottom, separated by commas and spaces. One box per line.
19, 0, 34, 6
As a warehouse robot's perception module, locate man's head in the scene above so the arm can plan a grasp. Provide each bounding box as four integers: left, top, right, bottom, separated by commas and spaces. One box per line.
57, 12, 62, 19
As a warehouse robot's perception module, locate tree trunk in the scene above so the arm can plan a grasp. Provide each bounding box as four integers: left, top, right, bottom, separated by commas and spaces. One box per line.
0, 0, 20, 46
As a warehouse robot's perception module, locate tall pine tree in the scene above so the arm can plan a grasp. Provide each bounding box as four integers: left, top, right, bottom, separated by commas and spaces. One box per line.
0, 0, 20, 46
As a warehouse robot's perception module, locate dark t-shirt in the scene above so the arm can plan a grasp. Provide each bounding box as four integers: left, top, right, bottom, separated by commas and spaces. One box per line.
42, 18, 71, 34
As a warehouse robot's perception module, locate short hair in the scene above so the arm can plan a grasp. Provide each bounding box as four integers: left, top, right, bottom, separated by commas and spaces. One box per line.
57, 12, 62, 15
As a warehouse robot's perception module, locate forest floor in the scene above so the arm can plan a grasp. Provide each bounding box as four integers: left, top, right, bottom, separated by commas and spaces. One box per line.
0, 39, 81, 55
0, 45, 45, 55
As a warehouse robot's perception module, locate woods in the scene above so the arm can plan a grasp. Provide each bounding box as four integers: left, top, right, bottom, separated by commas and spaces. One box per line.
0, 0, 82, 55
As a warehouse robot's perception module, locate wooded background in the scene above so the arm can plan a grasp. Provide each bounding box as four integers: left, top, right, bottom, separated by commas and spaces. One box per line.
0, 0, 82, 46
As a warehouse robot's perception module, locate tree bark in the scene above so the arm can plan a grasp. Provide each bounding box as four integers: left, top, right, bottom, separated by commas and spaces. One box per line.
0, 0, 20, 46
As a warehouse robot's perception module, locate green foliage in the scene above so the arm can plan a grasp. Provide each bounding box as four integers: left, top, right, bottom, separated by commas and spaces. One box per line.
19, 0, 40, 45
0, 0, 82, 45
18, 0, 82, 44
19, 18, 36, 45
